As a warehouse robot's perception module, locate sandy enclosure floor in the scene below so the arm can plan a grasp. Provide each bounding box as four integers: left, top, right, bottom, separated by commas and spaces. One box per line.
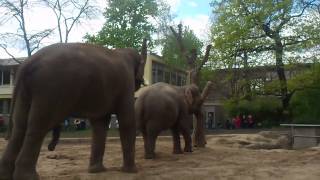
1, 132, 320, 180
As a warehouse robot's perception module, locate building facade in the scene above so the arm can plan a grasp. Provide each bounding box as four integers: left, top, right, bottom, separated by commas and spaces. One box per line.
0, 55, 187, 116
203, 64, 312, 129
0, 59, 21, 117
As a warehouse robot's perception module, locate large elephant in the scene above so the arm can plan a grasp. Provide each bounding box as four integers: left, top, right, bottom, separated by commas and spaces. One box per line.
135, 82, 203, 159
0, 41, 146, 180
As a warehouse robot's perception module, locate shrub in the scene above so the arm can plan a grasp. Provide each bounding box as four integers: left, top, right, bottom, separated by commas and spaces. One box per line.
223, 96, 282, 127
290, 89, 320, 124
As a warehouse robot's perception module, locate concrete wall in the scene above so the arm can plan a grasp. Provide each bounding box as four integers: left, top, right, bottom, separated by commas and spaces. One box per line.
293, 127, 320, 149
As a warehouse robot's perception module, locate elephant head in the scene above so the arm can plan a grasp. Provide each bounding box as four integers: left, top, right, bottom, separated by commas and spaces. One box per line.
184, 84, 203, 114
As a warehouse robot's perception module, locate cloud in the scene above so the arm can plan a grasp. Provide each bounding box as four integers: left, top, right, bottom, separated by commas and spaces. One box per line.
188, 1, 198, 7
176, 14, 211, 42
164, 0, 181, 11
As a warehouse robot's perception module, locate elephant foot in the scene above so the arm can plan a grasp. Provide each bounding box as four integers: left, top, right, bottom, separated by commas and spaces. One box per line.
47, 142, 57, 151
13, 169, 40, 180
88, 164, 106, 173
0, 161, 13, 180
121, 165, 137, 173
144, 152, 155, 159
173, 149, 183, 154
184, 147, 193, 153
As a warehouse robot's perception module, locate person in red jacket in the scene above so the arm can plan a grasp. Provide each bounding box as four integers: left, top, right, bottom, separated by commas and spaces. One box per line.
235, 115, 241, 129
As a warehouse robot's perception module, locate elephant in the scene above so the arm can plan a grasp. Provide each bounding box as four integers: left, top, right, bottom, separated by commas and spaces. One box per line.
0, 41, 147, 180
47, 125, 61, 151
135, 82, 203, 159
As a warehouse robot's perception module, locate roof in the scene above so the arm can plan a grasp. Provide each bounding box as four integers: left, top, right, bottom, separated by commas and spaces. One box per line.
0, 58, 25, 66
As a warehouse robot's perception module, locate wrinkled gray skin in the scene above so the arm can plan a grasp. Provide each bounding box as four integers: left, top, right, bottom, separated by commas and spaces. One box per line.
0, 43, 145, 180
135, 82, 202, 159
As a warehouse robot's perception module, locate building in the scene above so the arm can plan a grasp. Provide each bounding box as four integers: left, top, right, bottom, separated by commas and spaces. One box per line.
203, 64, 312, 129
0, 55, 187, 117
143, 53, 187, 86
0, 58, 23, 116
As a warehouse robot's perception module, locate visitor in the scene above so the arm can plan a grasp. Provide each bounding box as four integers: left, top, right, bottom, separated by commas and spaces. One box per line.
241, 115, 248, 128
0, 116, 4, 127
248, 114, 254, 128
232, 117, 236, 129
80, 119, 86, 130
225, 119, 231, 129
235, 115, 241, 129
74, 118, 81, 130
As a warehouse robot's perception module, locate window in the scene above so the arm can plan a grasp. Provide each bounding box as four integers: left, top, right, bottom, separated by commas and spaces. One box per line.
171, 72, 177, 85
177, 74, 182, 86
0, 99, 11, 114
0, 69, 10, 85
164, 71, 170, 83
152, 62, 165, 83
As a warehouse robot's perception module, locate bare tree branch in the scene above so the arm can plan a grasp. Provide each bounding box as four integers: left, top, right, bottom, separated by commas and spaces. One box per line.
0, 44, 22, 64
42, 0, 98, 43
1, 0, 53, 56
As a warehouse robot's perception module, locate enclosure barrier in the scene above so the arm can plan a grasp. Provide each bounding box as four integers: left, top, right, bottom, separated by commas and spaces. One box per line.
280, 124, 320, 149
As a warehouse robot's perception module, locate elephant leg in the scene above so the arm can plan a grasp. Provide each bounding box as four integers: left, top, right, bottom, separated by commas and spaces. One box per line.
13, 103, 54, 180
144, 124, 159, 159
117, 100, 137, 173
171, 127, 183, 154
0, 97, 30, 180
180, 127, 192, 152
88, 117, 107, 173
48, 125, 62, 151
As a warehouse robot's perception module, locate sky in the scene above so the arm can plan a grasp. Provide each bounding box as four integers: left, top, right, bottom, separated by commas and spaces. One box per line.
0, 0, 213, 58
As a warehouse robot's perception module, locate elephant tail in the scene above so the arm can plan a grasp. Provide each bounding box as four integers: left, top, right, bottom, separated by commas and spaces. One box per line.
5, 63, 32, 140
5, 68, 22, 140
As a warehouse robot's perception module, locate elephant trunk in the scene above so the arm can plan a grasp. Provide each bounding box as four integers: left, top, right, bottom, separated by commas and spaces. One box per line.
200, 81, 212, 103
192, 81, 213, 147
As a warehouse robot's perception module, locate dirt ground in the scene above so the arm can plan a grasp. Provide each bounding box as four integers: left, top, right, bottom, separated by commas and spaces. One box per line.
1, 132, 320, 180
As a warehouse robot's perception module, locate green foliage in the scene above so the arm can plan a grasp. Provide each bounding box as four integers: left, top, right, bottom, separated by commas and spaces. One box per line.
199, 66, 216, 89
162, 26, 203, 69
290, 89, 320, 124
289, 64, 320, 124
84, 0, 160, 49
224, 96, 282, 127
210, 0, 320, 72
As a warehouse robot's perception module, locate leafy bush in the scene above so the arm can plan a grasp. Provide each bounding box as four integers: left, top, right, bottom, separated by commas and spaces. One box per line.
288, 64, 320, 124
223, 96, 282, 127
290, 89, 320, 124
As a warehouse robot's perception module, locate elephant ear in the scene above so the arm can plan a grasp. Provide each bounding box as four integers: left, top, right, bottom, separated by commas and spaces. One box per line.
184, 88, 193, 105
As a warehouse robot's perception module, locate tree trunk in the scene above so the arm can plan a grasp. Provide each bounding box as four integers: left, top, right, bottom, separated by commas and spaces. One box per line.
192, 81, 212, 147
193, 110, 206, 147
274, 37, 289, 111
242, 52, 251, 98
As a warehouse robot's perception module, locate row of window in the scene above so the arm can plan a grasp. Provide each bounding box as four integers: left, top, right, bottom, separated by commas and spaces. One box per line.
152, 62, 187, 86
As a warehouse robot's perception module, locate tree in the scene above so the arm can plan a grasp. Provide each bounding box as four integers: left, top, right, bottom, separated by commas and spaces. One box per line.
210, 0, 320, 116
162, 25, 203, 69
170, 24, 212, 147
85, 0, 161, 49
288, 63, 320, 123
0, 0, 53, 57
41, 0, 98, 43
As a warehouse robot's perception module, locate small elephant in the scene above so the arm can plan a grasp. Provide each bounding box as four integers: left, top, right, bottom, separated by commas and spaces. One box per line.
0, 41, 146, 180
135, 82, 203, 159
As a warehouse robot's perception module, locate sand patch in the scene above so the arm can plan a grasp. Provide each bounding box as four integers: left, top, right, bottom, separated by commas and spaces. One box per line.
0, 132, 319, 180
